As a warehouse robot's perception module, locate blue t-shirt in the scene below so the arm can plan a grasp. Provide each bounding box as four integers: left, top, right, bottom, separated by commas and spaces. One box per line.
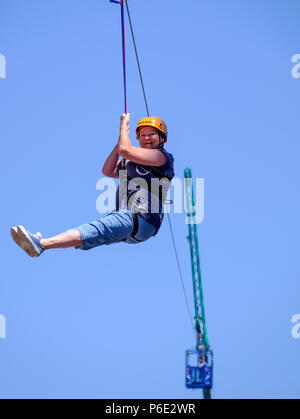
116, 147, 175, 231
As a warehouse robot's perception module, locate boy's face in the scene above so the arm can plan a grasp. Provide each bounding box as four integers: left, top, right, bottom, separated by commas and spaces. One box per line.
138, 127, 160, 149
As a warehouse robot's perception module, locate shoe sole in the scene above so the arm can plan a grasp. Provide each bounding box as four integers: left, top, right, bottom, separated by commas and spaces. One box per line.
10, 226, 40, 257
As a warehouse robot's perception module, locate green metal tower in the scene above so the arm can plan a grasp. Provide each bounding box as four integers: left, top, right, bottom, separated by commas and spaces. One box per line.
184, 168, 213, 400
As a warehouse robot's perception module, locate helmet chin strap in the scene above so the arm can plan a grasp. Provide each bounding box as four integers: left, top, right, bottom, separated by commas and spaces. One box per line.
156, 134, 164, 149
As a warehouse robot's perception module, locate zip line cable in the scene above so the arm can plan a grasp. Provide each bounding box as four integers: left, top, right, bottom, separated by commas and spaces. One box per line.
166, 212, 195, 331
124, 0, 195, 334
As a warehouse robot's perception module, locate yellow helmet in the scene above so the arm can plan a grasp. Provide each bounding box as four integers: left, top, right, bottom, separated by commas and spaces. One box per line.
136, 117, 168, 142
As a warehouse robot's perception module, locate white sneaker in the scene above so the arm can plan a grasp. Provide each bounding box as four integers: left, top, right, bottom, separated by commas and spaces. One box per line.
11, 225, 44, 257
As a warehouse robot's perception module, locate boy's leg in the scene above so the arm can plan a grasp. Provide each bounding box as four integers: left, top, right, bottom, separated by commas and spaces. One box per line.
41, 230, 82, 250
75, 209, 134, 251
11, 209, 134, 257
11, 226, 82, 257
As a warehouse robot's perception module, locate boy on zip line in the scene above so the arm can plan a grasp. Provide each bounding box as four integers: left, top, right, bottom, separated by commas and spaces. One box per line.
11, 114, 175, 257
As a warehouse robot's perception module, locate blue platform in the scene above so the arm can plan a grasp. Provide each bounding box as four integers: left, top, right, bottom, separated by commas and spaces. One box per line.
185, 349, 213, 389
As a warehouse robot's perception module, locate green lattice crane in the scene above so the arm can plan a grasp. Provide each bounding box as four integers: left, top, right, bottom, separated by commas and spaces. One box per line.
184, 168, 213, 400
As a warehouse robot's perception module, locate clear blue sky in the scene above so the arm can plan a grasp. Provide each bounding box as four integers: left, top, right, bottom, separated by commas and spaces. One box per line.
1, 0, 299, 399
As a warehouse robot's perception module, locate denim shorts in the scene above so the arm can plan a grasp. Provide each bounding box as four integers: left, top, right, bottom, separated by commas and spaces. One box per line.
74, 208, 157, 251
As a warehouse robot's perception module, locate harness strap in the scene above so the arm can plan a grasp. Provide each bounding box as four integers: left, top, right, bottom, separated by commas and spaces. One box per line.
124, 212, 160, 243
131, 213, 140, 240
121, 212, 142, 243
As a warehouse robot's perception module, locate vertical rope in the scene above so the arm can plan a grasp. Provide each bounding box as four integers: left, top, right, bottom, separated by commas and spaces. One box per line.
124, 0, 150, 117
120, 0, 127, 113
110, 0, 127, 168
